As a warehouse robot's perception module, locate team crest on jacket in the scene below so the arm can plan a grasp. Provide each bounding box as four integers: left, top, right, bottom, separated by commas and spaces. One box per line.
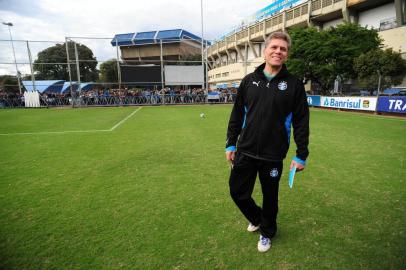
270, 168, 279, 178
278, 81, 287, 91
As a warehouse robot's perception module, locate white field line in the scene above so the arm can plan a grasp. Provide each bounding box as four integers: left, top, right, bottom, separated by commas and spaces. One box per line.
109, 107, 142, 131
0, 107, 142, 136
0, 130, 111, 136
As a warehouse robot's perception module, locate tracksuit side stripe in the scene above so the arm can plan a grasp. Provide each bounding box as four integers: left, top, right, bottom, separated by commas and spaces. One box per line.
242, 106, 248, 129
285, 113, 292, 145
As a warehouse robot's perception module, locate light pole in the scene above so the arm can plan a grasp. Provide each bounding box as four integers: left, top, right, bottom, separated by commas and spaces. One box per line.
200, 0, 208, 102
377, 70, 382, 96
2, 22, 22, 94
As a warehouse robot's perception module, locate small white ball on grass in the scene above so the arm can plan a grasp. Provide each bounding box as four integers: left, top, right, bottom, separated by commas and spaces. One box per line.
200, 113, 205, 118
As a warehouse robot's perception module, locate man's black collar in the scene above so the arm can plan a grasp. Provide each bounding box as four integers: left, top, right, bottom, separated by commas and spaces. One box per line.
254, 63, 289, 81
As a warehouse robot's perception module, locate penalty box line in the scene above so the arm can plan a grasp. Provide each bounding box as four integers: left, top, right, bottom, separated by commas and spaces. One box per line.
0, 107, 142, 136
109, 107, 142, 131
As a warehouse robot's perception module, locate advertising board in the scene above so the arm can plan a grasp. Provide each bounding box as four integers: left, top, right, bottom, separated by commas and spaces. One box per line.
376, 96, 406, 114
321, 97, 377, 111
306, 95, 321, 107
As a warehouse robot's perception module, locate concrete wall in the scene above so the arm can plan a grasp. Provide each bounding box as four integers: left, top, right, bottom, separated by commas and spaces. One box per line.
347, 0, 368, 6
121, 42, 201, 60
208, 56, 264, 87
358, 2, 396, 29
380, 25, 406, 86
378, 25, 406, 54
323, 18, 343, 29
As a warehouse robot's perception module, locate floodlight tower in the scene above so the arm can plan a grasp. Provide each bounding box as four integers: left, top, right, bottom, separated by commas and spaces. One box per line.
2, 22, 22, 94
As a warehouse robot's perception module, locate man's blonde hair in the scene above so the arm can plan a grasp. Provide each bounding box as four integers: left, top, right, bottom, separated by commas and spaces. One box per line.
264, 31, 291, 50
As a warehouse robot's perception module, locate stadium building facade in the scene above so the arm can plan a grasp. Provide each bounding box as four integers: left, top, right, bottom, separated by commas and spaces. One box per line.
111, 29, 209, 88
111, 29, 207, 63
207, 0, 406, 91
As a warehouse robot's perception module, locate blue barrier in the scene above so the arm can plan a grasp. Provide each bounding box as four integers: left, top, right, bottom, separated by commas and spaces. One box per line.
306, 95, 321, 107
377, 96, 406, 114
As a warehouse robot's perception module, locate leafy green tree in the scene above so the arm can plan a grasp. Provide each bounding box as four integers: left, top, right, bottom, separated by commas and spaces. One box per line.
328, 23, 382, 80
354, 48, 406, 94
287, 23, 381, 94
287, 27, 331, 92
0, 75, 19, 94
34, 42, 98, 82
99, 59, 118, 83
177, 54, 202, 66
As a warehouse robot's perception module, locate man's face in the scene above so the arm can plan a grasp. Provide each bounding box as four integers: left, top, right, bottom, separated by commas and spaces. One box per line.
263, 38, 289, 68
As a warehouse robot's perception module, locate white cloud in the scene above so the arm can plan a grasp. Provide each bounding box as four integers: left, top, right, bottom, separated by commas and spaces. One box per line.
0, 0, 267, 75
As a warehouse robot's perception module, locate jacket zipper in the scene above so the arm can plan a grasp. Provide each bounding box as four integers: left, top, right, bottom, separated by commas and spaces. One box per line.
256, 79, 271, 157
259, 79, 273, 157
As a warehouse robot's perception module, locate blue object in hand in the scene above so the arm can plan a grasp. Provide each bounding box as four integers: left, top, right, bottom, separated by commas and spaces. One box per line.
289, 166, 297, 189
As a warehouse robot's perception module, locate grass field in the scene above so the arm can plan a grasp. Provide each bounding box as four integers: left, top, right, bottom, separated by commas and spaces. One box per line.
0, 105, 405, 269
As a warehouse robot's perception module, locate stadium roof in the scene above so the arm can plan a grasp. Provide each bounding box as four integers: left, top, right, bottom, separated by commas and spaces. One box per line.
22, 80, 65, 93
60, 82, 96, 93
22, 80, 97, 93
111, 29, 210, 46
80, 83, 96, 91
61, 82, 79, 93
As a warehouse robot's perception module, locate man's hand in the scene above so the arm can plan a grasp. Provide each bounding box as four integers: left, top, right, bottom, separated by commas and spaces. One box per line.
226, 151, 236, 166
290, 159, 305, 172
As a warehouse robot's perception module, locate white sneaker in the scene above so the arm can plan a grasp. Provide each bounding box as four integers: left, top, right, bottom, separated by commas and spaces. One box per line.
247, 222, 260, 232
257, 235, 271, 252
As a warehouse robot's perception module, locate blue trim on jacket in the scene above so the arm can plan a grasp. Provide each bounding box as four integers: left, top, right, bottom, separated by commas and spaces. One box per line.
242, 106, 248, 129
285, 112, 292, 145
226, 146, 237, 152
293, 156, 306, 166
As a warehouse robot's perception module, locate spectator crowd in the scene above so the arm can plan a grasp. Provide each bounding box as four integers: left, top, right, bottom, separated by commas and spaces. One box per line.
0, 87, 238, 108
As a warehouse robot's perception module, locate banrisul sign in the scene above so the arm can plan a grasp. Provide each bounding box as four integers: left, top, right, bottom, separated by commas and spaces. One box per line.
377, 96, 406, 114
321, 97, 377, 111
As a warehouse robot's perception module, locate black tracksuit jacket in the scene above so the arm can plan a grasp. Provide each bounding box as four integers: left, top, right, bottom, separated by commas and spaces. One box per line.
226, 63, 309, 161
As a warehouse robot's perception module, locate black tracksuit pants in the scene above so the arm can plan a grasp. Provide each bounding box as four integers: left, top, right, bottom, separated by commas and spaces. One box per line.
229, 151, 283, 239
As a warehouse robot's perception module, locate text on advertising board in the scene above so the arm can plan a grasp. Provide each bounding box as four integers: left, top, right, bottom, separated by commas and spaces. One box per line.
376, 96, 406, 114
321, 97, 377, 111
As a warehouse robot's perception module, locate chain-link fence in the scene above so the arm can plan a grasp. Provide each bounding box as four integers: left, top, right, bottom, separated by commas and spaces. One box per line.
1, 36, 238, 108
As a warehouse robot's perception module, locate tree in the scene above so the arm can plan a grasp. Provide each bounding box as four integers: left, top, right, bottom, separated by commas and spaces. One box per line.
328, 23, 382, 81
34, 42, 98, 82
99, 59, 118, 83
0, 75, 19, 94
354, 48, 406, 94
287, 23, 381, 94
287, 27, 332, 92
177, 54, 202, 66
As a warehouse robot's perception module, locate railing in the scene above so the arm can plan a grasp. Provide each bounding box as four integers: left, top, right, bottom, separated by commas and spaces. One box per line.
209, 0, 344, 51
0, 94, 238, 108
312, 0, 322, 11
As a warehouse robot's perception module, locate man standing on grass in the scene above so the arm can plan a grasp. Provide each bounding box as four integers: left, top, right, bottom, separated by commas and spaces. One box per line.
225, 32, 309, 252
